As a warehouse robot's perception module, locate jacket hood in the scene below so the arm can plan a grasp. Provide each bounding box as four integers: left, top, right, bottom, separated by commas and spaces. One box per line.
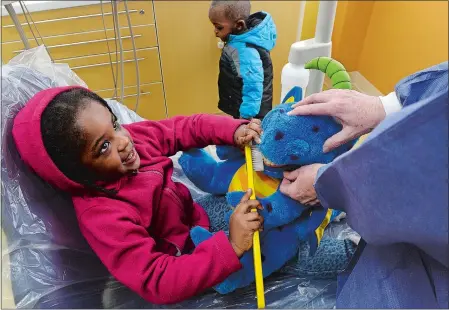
228, 11, 277, 51
12, 86, 87, 194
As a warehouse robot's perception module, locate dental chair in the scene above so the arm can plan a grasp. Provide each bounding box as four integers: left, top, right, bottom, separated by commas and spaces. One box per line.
1, 57, 355, 309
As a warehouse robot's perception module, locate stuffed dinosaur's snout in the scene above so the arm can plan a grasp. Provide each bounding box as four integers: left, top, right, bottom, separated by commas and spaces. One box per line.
259, 103, 344, 172
261, 138, 310, 167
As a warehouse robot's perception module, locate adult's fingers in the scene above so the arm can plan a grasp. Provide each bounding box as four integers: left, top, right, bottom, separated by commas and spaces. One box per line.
322, 127, 355, 153
287, 102, 338, 117
291, 90, 339, 108
302, 195, 320, 205
279, 179, 293, 196
280, 177, 292, 187
283, 169, 301, 181
306, 199, 321, 206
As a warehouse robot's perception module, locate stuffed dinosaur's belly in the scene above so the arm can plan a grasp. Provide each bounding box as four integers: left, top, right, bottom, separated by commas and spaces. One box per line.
228, 164, 280, 198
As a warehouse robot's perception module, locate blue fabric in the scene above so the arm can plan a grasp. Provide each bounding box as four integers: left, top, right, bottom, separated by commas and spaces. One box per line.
238, 47, 264, 119
228, 12, 276, 51
225, 189, 308, 232
338, 244, 445, 308
227, 12, 276, 119
260, 104, 355, 180
178, 148, 243, 195
395, 61, 448, 107
195, 195, 232, 233
195, 194, 348, 294
282, 237, 357, 279
180, 100, 357, 294
190, 206, 348, 295
314, 63, 448, 308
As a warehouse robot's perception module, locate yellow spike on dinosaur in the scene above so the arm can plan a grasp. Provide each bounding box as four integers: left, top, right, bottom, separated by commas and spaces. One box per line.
305, 57, 352, 90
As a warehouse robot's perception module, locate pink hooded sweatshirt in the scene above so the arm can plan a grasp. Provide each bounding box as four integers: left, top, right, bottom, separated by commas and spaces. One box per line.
12, 86, 246, 304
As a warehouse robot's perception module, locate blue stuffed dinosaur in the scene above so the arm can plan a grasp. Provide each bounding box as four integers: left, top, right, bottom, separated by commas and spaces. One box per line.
179, 57, 356, 294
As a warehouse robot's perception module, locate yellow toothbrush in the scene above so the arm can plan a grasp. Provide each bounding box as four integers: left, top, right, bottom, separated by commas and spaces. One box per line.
244, 143, 265, 309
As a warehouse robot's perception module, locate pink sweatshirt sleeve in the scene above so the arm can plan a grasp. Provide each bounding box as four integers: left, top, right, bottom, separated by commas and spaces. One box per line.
78, 204, 241, 305
126, 114, 248, 156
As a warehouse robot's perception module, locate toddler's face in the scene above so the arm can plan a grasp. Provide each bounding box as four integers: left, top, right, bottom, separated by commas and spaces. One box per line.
78, 101, 141, 181
209, 7, 235, 42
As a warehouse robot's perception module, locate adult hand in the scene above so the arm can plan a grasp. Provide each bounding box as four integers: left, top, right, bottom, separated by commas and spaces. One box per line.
287, 89, 386, 153
279, 164, 324, 205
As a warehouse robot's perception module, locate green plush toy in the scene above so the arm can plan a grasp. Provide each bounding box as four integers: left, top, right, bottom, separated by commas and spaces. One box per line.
306, 57, 352, 89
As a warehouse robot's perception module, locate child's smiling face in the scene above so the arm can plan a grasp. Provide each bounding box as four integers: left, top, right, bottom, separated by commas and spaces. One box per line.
78, 100, 141, 181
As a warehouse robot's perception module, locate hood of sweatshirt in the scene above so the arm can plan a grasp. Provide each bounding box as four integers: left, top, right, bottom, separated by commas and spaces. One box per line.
228, 11, 277, 51
12, 86, 87, 194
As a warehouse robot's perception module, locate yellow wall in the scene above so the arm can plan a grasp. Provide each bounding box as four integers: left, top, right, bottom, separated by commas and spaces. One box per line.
251, 1, 302, 104
4, 1, 446, 113
357, 1, 448, 94
134, 0, 449, 115
300, 1, 319, 41
332, 1, 375, 72
155, 1, 305, 116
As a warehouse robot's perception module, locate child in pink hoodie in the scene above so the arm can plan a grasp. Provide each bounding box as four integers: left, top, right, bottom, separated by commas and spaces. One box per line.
12, 86, 264, 304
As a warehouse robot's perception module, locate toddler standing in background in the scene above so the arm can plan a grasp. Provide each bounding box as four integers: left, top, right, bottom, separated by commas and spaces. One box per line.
209, 0, 277, 120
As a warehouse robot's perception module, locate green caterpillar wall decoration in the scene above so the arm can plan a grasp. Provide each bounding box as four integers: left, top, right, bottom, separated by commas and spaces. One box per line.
305, 57, 352, 90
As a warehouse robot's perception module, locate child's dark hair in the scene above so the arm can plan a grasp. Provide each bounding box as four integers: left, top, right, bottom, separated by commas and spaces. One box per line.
210, 0, 251, 21
41, 88, 117, 195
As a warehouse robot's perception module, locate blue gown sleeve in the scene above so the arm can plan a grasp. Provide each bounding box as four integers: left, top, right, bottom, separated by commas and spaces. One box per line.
395, 61, 448, 107
314, 63, 448, 266
314, 62, 448, 309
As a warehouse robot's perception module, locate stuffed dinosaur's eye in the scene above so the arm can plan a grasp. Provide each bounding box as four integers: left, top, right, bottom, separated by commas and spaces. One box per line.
290, 155, 299, 160
275, 131, 284, 140
265, 202, 273, 213
312, 125, 320, 133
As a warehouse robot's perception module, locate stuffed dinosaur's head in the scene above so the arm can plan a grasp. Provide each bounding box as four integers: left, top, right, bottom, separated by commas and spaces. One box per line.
259, 104, 354, 178
259, 56, 355, 179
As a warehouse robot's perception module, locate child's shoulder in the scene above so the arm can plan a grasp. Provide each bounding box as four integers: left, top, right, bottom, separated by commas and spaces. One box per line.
221, 41, 258, 58
73, 194, 140, 220
122, 119, 162, 135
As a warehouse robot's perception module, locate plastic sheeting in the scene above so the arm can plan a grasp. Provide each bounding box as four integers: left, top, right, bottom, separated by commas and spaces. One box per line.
1, 46, 360, 308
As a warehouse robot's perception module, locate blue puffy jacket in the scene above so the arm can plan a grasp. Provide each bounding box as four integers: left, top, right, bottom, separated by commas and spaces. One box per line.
217, 11, 277, 119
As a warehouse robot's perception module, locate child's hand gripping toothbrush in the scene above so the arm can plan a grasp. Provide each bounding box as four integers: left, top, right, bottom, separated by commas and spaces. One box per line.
244, 142, 265, 308
234, 119, 265, 308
